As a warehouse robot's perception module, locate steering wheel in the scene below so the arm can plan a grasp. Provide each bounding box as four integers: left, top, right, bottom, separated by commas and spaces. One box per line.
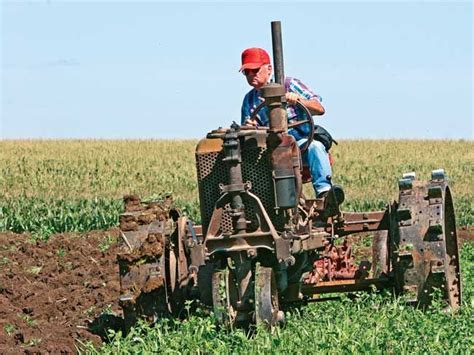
248, 99, 315, 154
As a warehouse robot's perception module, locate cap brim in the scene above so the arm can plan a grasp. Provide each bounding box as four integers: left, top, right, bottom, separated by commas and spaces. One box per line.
239, 62, 265, 72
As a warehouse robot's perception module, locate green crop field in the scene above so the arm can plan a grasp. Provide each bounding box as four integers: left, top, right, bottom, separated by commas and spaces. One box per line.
0, 139, 472, 353
1, 139, 472, 239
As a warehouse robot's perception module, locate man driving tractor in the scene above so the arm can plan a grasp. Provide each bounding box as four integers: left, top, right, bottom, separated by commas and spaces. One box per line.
239, 47, 333, 198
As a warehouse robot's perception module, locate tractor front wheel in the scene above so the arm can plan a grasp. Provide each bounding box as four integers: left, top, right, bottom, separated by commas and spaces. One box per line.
254, 263, 284, 329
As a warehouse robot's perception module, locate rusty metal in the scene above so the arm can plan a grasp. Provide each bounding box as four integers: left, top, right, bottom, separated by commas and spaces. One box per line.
271, 21, 285, 85
261, 83, 287, 133
268, 134, 300, 209
255, 263, 283, 328
117, 196, 185, 330
302, 277, 390, 295
249, 99, 315, 154
304, 240, 360, 284
220, 124, 248, 233
372, 230, 390, 278
332, 210, 390, 236
391, 171, 461, 309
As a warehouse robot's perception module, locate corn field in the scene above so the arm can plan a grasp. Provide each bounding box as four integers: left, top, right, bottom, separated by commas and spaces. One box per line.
0, 140, 472, 239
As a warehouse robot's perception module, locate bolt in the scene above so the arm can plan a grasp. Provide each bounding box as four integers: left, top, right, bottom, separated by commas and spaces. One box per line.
285, 256, 296, 266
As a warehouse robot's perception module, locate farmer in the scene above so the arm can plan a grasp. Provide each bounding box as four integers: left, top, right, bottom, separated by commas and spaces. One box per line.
240, 47, 332, 197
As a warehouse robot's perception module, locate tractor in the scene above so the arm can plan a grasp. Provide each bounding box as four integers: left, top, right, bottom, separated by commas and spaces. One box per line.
117, 21, 461, 331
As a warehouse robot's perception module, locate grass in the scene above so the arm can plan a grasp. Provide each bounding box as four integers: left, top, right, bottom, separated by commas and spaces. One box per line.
3, 324, 15, 336
80, 243, 473, 354
98, 235, 118, 253
0, 140, 472, 239
0, 197, 122, 240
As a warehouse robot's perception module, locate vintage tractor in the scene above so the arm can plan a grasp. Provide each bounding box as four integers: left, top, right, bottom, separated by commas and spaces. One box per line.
117, 22, 461, 330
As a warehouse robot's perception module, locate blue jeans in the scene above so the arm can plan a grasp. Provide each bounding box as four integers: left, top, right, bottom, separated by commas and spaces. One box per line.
297, 139, 332, 195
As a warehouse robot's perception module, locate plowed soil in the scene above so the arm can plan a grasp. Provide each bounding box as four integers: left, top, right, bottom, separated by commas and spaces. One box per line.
0, 226, 473, 354
0, 229, 123, 354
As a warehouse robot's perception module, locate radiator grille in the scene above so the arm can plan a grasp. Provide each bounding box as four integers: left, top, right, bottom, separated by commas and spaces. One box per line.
196, 145, 284, 235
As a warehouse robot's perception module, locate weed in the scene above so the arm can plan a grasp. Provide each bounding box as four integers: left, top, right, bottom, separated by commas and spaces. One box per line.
26, 266, 42, 275
22, 338, 42, 347
98, 235, 117, 253
17, 313, 37, 327
56, 248, 66, 258
101, 304, 116, 316
4, 324, 15, 336
85, 306, 96, 318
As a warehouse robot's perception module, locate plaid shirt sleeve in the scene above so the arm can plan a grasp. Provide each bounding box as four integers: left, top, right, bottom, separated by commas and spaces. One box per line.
286, 77, 322, 141
288, 77, 322, 102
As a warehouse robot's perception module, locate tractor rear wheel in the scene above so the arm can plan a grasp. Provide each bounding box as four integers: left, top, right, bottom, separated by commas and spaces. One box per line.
392, 171, 461, 309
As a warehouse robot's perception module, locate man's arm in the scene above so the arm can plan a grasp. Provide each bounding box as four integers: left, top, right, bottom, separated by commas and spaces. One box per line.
286, 92, 325, 116
285, 77, 325, 116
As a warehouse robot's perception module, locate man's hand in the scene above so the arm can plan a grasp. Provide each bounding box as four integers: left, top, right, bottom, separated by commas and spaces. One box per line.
285, 92, 300, 105
244, 118, 258, 127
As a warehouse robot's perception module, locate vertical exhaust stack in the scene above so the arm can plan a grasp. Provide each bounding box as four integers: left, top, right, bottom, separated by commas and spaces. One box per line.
260, 21, 299, 210
271, 21, 285, 85
261, 21, 287, 134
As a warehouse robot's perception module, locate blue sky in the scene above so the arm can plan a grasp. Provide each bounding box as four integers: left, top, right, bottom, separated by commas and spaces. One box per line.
1, 1, 472, 139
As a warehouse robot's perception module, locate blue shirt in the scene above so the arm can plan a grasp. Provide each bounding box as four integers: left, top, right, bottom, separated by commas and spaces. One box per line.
241, 77, 322, 141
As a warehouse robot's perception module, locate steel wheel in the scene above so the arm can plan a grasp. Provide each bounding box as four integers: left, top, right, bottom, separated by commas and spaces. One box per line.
211, 268, 238, 327
440, 186, 462, 309
254, 263, 283, 329
392, 170, 462, 309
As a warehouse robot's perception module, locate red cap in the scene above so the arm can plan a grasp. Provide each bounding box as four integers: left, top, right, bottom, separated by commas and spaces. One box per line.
239, 48, 270, 72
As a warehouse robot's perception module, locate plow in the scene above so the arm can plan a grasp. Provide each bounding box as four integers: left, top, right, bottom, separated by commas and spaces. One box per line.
116, 22, 461, 331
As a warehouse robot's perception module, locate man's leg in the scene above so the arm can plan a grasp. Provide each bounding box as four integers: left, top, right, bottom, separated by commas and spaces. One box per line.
298, 139, 332, 196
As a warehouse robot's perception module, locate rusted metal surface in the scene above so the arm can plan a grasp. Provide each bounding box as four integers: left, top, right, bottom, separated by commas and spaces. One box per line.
261, 83, 287, 133
391, 171, 461, 309
303, 239, 362, 285
302, 277, 390, 295
255, 263, 284, 327
117, 196, 174, 329
372, 230, 390, 278
268, 133, 301, 209
331, 210, 390, 236
195, 136, 223, 154
271, 21, 285, 85
196, 132, 286, 236
117, 196, 194, 329
203, 188, 292, 264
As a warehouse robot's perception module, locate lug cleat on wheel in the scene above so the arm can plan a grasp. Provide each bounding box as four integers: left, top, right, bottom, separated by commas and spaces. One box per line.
431, 168, 446, 181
